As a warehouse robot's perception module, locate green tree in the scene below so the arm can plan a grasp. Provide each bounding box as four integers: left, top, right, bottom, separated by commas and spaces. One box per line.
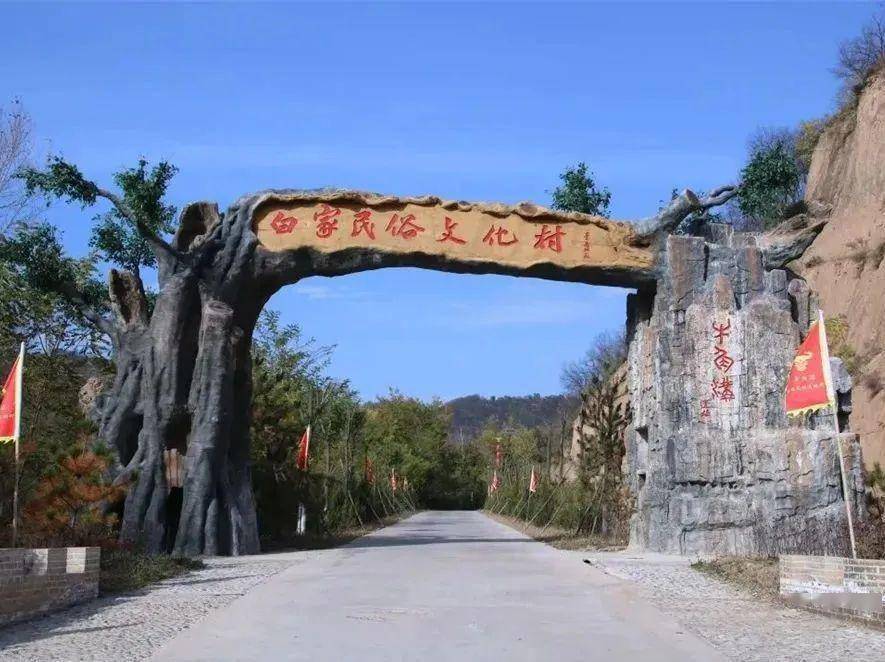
363, 391, 450, 498
575, 370, 628, 536
550, 163, 611, 217
20, 157, 177, 274
249, 310, 369, 542
736, 131, 803, 229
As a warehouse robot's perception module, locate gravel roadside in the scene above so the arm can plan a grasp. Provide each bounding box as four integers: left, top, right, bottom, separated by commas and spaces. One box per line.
0, 553, 306, 661
582, 551, 885, 662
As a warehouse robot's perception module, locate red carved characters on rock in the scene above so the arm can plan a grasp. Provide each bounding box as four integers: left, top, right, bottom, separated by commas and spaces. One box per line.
712, 319, 731, 345
713, 346, 735, 373
711, 376, 735, 402
437, 217, 467, 245
482, 225, 518, 247
533, 224, 565, 253
705, 316, 737, 415
313, 203, 341, 239
699, 398, 711, 421
351, 209, 376, 240
385, 213, 425, 240
269, 211, 299, 234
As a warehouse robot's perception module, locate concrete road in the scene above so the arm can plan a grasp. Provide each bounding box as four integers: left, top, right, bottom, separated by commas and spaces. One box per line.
153, 511, 722, 661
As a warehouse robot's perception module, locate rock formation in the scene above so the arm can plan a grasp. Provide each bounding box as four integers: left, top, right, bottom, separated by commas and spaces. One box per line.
623, 224, 865, 556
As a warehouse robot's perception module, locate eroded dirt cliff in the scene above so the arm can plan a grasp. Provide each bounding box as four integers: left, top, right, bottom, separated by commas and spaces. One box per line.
793, 72, 885, 468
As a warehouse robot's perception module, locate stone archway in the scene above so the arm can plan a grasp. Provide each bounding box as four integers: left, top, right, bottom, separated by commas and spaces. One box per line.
88, 185, 842, 556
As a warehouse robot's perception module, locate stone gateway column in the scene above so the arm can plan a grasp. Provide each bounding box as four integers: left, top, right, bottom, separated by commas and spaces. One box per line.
624, 224, 865, 556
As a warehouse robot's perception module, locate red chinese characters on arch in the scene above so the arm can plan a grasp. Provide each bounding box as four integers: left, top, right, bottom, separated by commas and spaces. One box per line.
270, 211, 299, 234
437, 217, 467, 245
351, 209, 376, 239
313, 203, 341, 239
482, 224, 518, 247
533, 224, 565, 253
701, 316, 737, 421
258, 202, 635, 270
385, 213, 425, 240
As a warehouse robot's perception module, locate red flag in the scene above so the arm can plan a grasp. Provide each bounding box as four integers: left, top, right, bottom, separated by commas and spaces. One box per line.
390, 468, 397, 493
786, 312, 835, 417
490, 470, 500, 493
0, 344, 24, 444
364, 457, 375, 485
529, 466, 538, 493
295, 425, 311, 471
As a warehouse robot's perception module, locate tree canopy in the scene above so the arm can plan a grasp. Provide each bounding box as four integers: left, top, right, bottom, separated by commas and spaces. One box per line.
550, 162, 611, 217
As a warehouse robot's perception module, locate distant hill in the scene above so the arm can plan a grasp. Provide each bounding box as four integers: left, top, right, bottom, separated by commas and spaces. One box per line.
446, 393, 578, 444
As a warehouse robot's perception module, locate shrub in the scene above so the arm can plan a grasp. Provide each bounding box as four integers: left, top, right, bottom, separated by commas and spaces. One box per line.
835, 10, 885, 100
737, 130, 803, 229
22, 441, 125, 547
824, 315, 859, 376
795, 119, 826, 173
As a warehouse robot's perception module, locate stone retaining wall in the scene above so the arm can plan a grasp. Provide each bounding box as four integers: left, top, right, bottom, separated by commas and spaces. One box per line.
780, 554, 885, 627
0, 547, 100, 627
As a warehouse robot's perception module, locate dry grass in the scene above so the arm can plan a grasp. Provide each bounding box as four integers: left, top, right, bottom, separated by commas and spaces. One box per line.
485, 511, 627, 552
100, 549, 204, 595
691, 556, 779, 601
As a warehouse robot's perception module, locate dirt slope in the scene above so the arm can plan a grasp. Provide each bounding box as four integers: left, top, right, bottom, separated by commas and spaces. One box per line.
794, 72, 885, 468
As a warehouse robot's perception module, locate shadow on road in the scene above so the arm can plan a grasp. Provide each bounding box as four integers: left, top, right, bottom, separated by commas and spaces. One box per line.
347, 536, 532, 548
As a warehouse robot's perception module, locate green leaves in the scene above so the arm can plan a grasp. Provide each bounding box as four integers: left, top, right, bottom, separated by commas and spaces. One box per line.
19, 157, 99, 206
737, 134, 802, 229
550, 162, 612, 217
17, 156, 177, 272
0, 222, 106, 310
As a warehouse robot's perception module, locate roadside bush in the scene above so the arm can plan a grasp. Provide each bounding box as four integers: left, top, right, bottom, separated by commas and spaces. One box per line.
100, 548, 203, 594
18, 438, 124, 548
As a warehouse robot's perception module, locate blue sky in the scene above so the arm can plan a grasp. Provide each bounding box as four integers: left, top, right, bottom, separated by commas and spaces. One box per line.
0, 2, 873, 401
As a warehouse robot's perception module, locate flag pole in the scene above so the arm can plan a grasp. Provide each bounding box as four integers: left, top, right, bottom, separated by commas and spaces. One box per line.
11, 342, 24, 548
819, 311, 857, 559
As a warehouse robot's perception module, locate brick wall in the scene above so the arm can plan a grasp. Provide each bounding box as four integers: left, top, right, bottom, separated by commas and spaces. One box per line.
780, 554, 885, 627
0, 547, 100, 627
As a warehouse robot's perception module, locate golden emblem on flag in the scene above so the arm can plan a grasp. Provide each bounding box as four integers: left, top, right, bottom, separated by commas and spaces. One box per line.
792, 351, 813, 372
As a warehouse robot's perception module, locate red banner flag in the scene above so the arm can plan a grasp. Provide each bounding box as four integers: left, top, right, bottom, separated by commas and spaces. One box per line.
489, 470, 500, 493
390, 468, 397, 493
494, 442, 502, 468
529, 466, 538, 493
295, 425, 311, 471
0, 344, 24, 444
785, 312, 835, 417
364, 457, 375, 485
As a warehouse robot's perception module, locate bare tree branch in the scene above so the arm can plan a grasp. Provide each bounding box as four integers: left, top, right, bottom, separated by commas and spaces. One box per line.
53, 279, 116, 340
633, 185, 739, 241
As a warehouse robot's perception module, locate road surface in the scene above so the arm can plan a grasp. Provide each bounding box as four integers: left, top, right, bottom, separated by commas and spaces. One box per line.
153, 511, 721, 661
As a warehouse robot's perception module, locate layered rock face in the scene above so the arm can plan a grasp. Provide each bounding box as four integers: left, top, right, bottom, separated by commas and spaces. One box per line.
624, 225, 865, 556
